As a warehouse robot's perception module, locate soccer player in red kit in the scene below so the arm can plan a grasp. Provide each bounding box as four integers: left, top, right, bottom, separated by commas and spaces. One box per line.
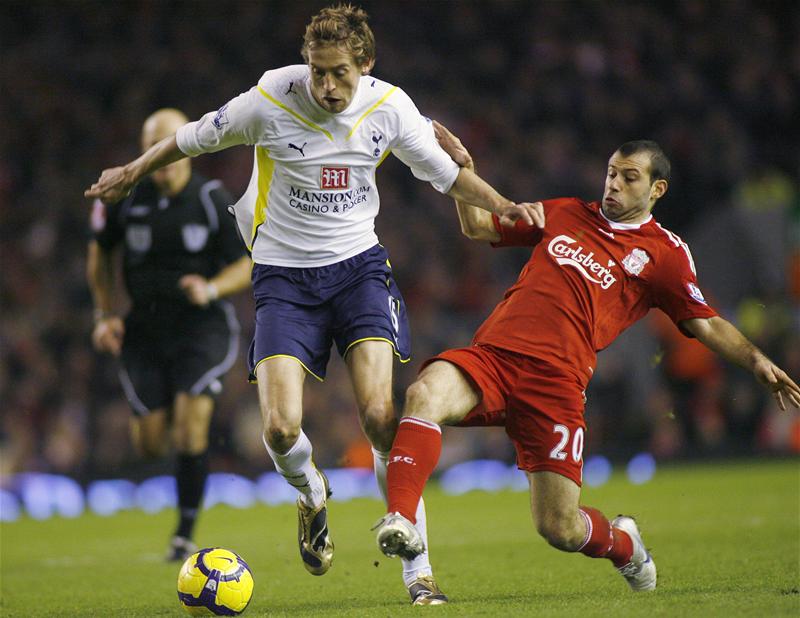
373, 122, 800, 592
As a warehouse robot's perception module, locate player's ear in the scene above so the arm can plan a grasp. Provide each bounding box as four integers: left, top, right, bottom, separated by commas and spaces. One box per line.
360, 58, 375, 75
651, 178, 668, 201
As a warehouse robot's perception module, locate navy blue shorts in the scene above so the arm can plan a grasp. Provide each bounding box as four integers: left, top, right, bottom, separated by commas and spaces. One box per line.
248, 244, 411, 380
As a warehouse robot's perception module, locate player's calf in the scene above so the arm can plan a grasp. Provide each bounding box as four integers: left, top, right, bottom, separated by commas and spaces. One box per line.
535, 512, 587, 552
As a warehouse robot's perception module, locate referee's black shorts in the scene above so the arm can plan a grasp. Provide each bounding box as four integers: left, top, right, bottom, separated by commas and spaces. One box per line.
118, 302, 240, 416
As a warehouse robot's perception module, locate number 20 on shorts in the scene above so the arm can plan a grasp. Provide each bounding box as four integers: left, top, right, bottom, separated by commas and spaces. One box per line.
549, 424, 585, 462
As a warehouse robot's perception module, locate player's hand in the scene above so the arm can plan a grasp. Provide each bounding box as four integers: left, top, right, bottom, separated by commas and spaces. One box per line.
496, 201, 545, 229
432, 120, 474, 171
92, 316, 124, 357
84, 166, 135, 204
179, 274, 216, 306
752, 356, 800, 411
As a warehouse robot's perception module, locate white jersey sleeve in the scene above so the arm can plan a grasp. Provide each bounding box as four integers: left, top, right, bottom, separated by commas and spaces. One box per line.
176, 86, 268, 156
389, 89, 459, 194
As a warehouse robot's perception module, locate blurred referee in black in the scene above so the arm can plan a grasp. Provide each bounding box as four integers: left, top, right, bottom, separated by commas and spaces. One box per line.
87, 108, 252, 561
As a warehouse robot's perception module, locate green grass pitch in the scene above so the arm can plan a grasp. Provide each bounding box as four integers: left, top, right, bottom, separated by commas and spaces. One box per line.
1, 459, 798, 616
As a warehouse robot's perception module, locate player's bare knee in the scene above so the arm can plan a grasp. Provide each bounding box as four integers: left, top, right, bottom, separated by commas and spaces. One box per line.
264, 422, 300, 452
403, 379, 443, 423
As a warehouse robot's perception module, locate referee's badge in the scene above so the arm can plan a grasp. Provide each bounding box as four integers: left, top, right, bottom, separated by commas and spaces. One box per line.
182, 224, 209, 253
125, 224, 151, 253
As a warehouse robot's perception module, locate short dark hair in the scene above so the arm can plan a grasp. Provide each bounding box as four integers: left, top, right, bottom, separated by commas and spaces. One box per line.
302, 4, 376, 67
616, 140, 671, 184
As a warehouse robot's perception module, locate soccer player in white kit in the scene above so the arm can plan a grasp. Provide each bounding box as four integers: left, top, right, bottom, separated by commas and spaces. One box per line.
85, 4, 542, 605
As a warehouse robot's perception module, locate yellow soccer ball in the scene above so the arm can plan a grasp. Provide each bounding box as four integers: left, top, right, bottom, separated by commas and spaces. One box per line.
177, 548, 254, 615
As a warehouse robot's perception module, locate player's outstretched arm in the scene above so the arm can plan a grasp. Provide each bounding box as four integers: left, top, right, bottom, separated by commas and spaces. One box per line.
84, 135, 186, 204
435, 121, 544, 236
179, 256, 253, 307
433, 121, 497, 242
682, 316, 800, 411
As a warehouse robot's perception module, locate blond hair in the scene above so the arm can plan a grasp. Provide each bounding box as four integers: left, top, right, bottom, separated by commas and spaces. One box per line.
301, 4, 376, 67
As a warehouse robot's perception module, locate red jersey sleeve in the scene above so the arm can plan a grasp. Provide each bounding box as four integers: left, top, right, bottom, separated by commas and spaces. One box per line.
490, 215, 543, 247
489, 198, 580, 247
650, 243, 718, 336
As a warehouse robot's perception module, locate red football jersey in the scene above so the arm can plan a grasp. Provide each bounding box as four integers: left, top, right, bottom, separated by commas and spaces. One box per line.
473, 198, 718, 388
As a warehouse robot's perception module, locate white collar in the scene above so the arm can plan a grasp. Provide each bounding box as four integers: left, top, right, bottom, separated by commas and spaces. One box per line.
599, 205, 652, 230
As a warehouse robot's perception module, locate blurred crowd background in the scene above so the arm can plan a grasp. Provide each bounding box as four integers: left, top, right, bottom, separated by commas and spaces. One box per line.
2, 0, 798, 483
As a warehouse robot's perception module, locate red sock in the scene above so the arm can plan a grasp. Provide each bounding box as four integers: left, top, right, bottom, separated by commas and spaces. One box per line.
386, 417, 442, 523
578, 506, 634, 567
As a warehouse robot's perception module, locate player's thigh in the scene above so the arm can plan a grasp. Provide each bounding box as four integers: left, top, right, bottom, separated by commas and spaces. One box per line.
250, 264, 334, 381
527, 470, 581, 528
130, 409, 169, 458
254, 356, 307, 431
346, 339, 396, 449
410, 345, 513, 426
172, 393, 214, 454
404, 360, 482, 425
506, 366, 586, 481
332, 245, 411, 365
346, 339, 394, 414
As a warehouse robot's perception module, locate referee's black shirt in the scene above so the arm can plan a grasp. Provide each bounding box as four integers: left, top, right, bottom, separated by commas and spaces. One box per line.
91, 172, 247, 314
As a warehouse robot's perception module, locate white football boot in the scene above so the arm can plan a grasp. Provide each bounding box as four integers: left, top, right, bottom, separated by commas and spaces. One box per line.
373, 512, 425, 560
612, 515, 657, 591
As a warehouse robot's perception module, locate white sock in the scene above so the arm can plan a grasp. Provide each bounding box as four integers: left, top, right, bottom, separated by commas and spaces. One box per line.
264, 431, 325, 508
372, 447, 389, 500
372, 448, 433, 585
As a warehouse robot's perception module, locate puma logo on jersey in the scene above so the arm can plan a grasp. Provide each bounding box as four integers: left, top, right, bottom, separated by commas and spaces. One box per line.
285, 81, 296, 95
289, 142, 307, 157
548, 234, 618, 289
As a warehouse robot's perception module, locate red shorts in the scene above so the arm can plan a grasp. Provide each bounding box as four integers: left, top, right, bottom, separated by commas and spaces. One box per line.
424, 344, 587, 486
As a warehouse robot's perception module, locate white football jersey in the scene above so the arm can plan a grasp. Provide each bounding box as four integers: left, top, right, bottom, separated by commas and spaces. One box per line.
177, 65, 459, 267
